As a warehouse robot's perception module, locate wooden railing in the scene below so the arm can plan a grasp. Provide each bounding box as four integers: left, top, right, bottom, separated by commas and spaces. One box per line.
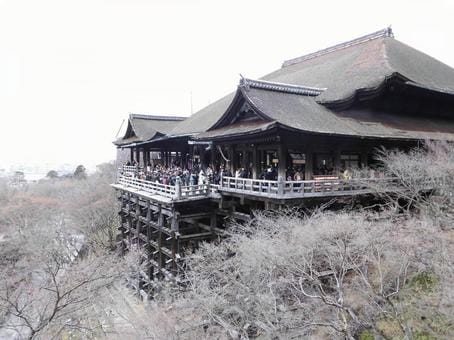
117, 174, 215, 200
118, 175, 176, 198
121, 165, 143, 175
219, 176, 398, 197
117, 173, 399, 200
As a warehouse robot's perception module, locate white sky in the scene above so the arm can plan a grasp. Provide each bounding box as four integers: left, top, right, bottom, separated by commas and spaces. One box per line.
1, 0, 454, 168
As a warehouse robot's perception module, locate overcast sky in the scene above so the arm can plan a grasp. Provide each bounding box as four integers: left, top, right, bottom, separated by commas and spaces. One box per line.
1, 0, 453, 169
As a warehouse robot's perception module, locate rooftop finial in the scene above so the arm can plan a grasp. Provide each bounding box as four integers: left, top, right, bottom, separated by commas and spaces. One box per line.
239, 74, 250, 91
386, 26, 394, 38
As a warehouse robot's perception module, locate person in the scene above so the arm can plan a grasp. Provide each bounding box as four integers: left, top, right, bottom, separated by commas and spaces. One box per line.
239, 168, 247, 178
265, 166, 273, 180
198, 169, 206, 185
341, 168, 351, 180
294, 168, 303, 181
224, 168, 232, 178
206, 166, 213, 183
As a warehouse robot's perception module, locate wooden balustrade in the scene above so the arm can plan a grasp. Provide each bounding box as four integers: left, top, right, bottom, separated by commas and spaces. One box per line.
219, 176, 398, 198
118, 174, 399, 201
118, 175, 176, 198
117, 175, 213, 200
121, 165, 144, 175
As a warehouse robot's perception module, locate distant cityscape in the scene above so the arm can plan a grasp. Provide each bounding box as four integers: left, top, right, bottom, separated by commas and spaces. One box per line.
0, 162, 98, 182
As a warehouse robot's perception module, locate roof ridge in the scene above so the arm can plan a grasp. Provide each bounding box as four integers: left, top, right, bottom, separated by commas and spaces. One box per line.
240, 77, 326, 96
129, 113, 186, 121
282, 27, 394, 68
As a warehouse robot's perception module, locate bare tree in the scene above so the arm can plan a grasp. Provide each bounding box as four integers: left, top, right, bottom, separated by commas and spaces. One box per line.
156, 209, 453, 339
361, 141, 454, 225
0, 236, 121, 339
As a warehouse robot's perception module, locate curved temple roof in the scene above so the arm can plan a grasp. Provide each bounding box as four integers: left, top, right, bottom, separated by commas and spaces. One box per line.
114, 113, 186, 147
126, 28, 454, 143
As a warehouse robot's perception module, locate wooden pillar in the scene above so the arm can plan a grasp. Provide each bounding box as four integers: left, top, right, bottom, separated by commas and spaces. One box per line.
171, 213, 179, 274
210, 146, 216, 169
305, 151, 313, 180
157, 205, 164, 272
200, 148, 206, 168
360, 150, 368, 168
130, 148, 134, 163
210, 213, 217, 238
135, 196, 141, 294
277, 142, 287, 179
228, 145, 234, 174
143, 149, 148, 167
334, 146, 341, 176
135, 196, 141, 241
126, 193, 132, 245
146, 200, 153, 282
252, 145, 258, 179
135, 148, 140, 165
241, 146, 247, 170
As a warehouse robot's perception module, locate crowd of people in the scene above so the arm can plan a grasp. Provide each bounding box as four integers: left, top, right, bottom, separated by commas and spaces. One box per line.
123, 161, 225, 186
122, 161, 311, 187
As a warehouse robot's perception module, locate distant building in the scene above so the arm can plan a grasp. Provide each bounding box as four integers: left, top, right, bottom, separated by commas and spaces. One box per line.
10, 171, 26, 186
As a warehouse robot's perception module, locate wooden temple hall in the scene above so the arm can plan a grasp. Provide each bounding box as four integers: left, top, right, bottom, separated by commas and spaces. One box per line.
112, 28, 454, 292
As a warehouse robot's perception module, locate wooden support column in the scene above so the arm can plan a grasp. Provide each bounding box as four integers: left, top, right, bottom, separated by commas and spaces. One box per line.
127, 193, 132, 245
334, 146, 341, 175
241, 146, 247, 170
130, 148, 134, 163
252, 145, 258, 179
157, 205, 164, 272
146, 200, 153, 282
171, 213, 179, 274
135, 196, 141, 243
210, 212, 217, 238
118, 191, 126, 255
277, 142, 287, 179
144, 149, 149, 167
200, 148, 206, 168
305, 151, 313, 180
210, 146, 216, 169
135, 196, 141, 294
188, 145, 194, 169
228, 145, 234, 174
360, 150, 368, 168
135, 148, 140, 165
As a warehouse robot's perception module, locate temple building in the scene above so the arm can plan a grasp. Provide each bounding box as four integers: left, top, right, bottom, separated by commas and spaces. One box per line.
116, 28, 454, 181
112, 28, 454, 294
